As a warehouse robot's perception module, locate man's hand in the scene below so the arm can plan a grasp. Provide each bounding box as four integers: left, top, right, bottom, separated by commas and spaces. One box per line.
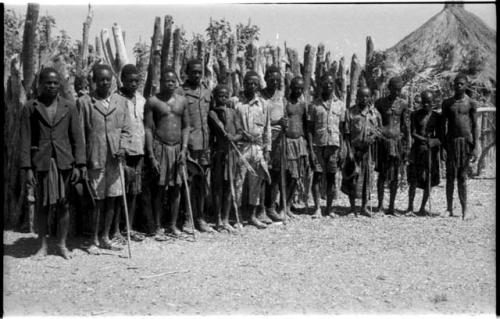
150, 157, 161, 175
279, 117, 289, 129
26, 169, 36, 187
440, 149, 447, 162
115, 148, 126, 160
178, 149, 187, 166
264, 150, 270, 163
470, 147, 479, 163
227, 134, 237, 142
70, 167, 80, 184
80, 166, 88, 181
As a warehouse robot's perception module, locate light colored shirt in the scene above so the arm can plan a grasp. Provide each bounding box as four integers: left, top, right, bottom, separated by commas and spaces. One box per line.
110, 91, 145, 156
308, 97, 346, 147
235, 95, 272, 152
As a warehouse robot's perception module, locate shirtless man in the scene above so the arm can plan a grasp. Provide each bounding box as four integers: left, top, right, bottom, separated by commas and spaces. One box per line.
281, 77, 310, 217
374, 76, 410, 215
144, 67, 190, 238
261, 65, 287, 223
209, 85, 242, 232
21, 68, 86, 259
407, 91, 442, 216
308, 73, 346, 218
440, 74, 479, 220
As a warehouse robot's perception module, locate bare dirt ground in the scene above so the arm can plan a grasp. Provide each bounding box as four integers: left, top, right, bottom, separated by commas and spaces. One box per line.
3, 178, 495, 316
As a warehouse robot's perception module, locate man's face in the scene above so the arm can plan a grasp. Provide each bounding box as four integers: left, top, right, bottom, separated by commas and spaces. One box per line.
215, 89, 229, 106
244, 76, 260, 95
421, 93, 433, 111
94, 69, 112, 94
265, 71, 281, 91
290, 80, 304, 97
40, 72, 60, 98
358, 88, 371, 106
122, 73, 140, 93
187, 64, 203, 86
160, 72, 177, 93
321, 75, 334, 96
454, 78, 467, 95
388, 85, 402, 98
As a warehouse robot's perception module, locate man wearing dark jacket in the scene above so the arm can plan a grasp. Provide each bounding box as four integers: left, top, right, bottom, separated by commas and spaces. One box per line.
20, 68, 86, 259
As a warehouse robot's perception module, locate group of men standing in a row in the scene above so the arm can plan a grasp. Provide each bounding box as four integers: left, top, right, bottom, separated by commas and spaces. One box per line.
20, 59, 478, 259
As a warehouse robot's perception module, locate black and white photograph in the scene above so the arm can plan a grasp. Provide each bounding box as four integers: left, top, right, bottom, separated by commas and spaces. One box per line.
2, 0, 496, 316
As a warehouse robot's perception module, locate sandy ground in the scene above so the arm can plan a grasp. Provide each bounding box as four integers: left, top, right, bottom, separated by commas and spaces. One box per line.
3, 178, 495, 316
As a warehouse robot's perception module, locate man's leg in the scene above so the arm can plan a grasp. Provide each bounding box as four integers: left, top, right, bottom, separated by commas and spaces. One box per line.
56, 200, 71, 259
446, 161, 457, 217
88, 200, 104, 254
457, 166, 470, 220
165, 186, 181, 236
34, 205, 49, 258
407, 182, 416, 214
192, 174, 215, 232
285, 174, 297, 219
360, 171, 371, 217
265, 170, 283, 221
376, 173, 385, 212
387, 178, 399, 215
101, 197, 121, 249
221, 182, 236, 232
152, 185, 164, 235
311, 172, 322, 218
257, 179, 273, 224
325, 172, 337, 217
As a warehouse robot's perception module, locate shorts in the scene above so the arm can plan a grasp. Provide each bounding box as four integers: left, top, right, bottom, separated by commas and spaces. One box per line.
311, 145, 339, 174
153, 139, 182, 188
125, 155, 144, 195
88, 151, 122, 200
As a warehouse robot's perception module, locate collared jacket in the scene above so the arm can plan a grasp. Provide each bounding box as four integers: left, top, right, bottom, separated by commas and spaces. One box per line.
308, 97, 346, 147
234, 95, 272, 152
346, 104, 382, 150
177, 83, 211, 151
77, 93, 132, 169
20, 96, 86, 171
111, 90, 146, 156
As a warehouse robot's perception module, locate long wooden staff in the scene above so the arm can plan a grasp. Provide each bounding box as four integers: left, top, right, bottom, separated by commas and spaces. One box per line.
118, 161, 132, 258
228, 151, 243, 229
280, 129, 288, 225
428, 137, 432, 214
181, 165, 196, 241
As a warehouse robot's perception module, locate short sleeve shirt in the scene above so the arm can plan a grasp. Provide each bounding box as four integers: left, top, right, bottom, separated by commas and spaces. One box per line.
308, 97, 346, 147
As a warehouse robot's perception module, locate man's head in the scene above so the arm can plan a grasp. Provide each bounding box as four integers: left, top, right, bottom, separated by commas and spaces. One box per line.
420, 90, 434, 111
38, 67, 60, 98
320, 73, 335, 97
264, 65, 281, 91
453, 73, 468, 95
243, 71, 260, 97
92, 64, 113, 96
160, 67, 177, 94
388, 76, 403, 98
120, 64, 140, 94
290, 76, 304, 98
213, 85, 229, 107
357, 86, 371, 107
186, 59, 203, 86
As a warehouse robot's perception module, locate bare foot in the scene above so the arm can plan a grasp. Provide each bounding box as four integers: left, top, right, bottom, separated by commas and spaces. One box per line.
33, 246, 48, 259
56, 245, 72, 260
311, 208, 322, 219
448, 210, 459, 218
87, 244, 101, 255
100, 239, 123, 251
462, 210, 475, 221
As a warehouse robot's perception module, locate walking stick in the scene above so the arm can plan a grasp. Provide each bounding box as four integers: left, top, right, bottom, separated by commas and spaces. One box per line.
228, 152, 243, 229
118, 161, 132, 259
181, 165, 196, 241
428, 138, 432, 214
280, 130, 288, 225
368, 143, 372, 215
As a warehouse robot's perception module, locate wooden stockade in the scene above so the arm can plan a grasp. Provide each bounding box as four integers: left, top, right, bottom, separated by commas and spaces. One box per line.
4, 8, 496, 230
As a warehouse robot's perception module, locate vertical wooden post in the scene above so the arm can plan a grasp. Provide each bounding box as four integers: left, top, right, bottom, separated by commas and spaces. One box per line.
112, 23, 129, 70
172, 28, 182, 81
337, 57, 347, 102
314, 43, 325, 86
82, 5, 93, 70
21, 3, 40, 98
347, 54, 361, 108
302, 44, 315, 102
161, 15, 173, 75
143, 17, 162, 98
227, 34, 238, 97
286, 47, 301, 77
366, 36, 374, 66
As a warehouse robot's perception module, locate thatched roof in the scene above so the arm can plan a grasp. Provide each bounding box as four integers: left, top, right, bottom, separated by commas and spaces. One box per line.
368, 3, 496, 92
